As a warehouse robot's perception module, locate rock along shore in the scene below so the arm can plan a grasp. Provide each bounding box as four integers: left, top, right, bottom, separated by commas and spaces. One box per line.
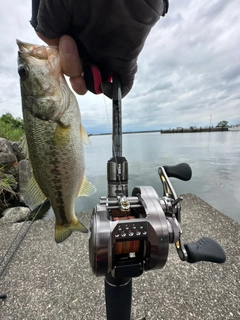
0, 137, 31, 221
0, 193, 239, 320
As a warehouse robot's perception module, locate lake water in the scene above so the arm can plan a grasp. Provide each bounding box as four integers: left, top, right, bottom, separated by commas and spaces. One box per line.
47, 131, 240, 223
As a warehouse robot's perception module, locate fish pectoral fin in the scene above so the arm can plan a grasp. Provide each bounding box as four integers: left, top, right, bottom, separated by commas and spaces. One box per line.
53, 123, 71, 148
78, 177, 96, 197
55, 220, 88, 243
80, 124, 91, 145
24, 174, 47, 210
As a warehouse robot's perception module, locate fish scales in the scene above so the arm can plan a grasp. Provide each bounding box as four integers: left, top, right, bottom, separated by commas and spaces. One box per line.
17, 40, 95, 243
23, 106, 83, 225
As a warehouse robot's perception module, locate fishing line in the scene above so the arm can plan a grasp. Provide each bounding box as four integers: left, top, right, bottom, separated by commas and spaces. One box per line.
0, 202, 44, 279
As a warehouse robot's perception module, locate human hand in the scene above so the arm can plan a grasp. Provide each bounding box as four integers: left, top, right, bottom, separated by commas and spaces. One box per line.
37, 33, 87, 95
32, 0, 168, 98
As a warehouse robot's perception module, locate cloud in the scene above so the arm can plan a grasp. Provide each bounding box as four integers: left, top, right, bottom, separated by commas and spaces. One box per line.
124, 0, 240, 130
1, 0, 239, 132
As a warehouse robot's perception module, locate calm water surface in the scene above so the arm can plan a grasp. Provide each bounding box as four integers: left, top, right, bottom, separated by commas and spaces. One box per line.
47, 131, 240, 223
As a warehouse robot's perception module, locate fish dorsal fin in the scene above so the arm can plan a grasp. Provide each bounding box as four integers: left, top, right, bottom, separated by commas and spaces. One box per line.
24, 174, 47, 210
80, 124, 91, 145
78, 177, 96, 197
53, 123, 71, 148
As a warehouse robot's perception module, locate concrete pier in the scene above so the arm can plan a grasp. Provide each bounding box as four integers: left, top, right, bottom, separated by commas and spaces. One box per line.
0, 194, 239, 320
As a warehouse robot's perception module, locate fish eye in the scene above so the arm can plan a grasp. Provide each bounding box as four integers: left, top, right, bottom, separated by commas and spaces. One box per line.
18, 64, 29, 80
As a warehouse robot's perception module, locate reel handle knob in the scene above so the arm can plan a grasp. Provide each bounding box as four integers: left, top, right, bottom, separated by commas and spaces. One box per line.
163, 163, 192, 181
184, 237, 226, 264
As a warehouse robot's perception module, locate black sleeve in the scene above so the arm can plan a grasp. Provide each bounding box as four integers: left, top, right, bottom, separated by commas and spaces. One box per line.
31, 0, 72, 38
31, 0, 40, 29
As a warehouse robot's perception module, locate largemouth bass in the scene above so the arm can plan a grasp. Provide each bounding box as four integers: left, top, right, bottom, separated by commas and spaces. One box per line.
17, 39, 95, 243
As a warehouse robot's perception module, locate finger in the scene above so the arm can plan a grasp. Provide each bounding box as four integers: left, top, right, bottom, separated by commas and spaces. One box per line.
36, 33, 87, 95
59, 35, 82, 78
70, 76, 87, 95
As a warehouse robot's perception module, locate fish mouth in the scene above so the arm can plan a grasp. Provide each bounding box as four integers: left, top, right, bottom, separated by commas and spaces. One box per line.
17, 39, 35, 52
16, 39, 58, 60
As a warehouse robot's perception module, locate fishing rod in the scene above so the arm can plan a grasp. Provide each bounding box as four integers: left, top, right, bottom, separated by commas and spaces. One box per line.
88, 76, 226, 320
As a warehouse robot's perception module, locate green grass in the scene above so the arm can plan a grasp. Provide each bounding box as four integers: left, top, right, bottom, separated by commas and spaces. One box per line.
0, 166, 17, 212
0, 169, 15, 192
0, 119, 24, 141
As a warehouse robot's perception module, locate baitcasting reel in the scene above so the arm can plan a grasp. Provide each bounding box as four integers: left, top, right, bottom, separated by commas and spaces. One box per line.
89, 162, 226, 278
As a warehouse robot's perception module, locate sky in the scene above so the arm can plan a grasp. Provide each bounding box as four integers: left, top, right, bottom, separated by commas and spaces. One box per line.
0, 0, 239, 134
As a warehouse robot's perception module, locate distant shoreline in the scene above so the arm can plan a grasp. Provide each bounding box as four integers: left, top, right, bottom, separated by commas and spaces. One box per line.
161, 127, 228, 134
89, 127, 230, 136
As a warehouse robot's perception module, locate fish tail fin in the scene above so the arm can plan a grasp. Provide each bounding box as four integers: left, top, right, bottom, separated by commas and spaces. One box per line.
55, 220, 88, 244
